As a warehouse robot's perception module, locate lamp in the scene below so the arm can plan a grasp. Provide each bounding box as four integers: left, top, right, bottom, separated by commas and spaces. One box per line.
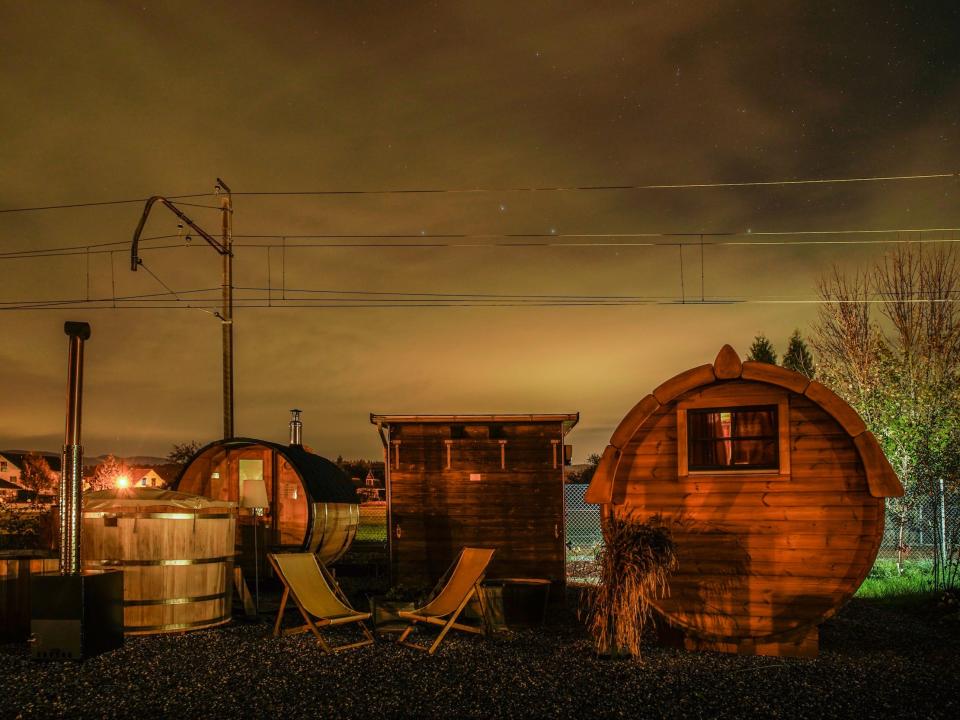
240, 478, 269, 613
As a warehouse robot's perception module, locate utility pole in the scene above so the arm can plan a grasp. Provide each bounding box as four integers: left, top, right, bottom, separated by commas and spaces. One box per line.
218, 178, 234, 438
130, 179, 235, 439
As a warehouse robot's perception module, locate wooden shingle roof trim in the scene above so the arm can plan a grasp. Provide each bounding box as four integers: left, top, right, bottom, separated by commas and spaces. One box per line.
582, 445, 620, 504
370, 413, 578, 424
370, 413, 579, 437
585, 344, 904, 504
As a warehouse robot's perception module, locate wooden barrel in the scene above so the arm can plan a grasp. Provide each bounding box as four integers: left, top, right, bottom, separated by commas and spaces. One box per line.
82, 488, 236, 635
307, 502, 359, 564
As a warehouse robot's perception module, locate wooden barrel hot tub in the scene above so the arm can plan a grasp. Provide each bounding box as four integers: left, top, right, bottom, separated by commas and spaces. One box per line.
82, 488, 236, 635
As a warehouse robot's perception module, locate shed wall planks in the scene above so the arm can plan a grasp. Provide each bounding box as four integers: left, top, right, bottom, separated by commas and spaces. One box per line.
383, 420, 570, 591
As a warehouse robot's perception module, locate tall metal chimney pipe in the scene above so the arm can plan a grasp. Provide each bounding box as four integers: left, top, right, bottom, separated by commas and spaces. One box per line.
289, 409, 302, 447
60, 321, 90, 576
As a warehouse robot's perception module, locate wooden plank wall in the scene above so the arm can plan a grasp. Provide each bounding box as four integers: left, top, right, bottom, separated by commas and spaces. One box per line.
388, 422, 565, 590
613, 380, 883, 648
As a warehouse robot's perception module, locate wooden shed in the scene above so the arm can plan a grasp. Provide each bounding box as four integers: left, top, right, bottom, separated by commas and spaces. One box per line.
371, 413, 578, 592
584, 345, 903, 657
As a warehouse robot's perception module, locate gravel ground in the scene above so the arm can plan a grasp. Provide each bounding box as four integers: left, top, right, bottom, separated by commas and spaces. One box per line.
2, 591, 958, 720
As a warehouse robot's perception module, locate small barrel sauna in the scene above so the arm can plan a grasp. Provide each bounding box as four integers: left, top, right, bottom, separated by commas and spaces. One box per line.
175, 412, 359, 567
584, 345, 904, 657
82, 488, 236, 634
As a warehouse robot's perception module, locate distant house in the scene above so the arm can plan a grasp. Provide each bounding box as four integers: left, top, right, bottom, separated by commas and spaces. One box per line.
0, 453, 24, 487
0, 451, 60, 500
127, 467, 166, 488
353, 469, 384, 502
0, 478, 22, 500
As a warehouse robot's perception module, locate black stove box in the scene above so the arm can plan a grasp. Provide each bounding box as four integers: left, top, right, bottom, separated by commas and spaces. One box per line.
30, 570, 123, 660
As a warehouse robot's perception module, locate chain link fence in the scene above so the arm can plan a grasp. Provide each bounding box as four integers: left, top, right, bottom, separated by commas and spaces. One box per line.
879, 488, 959, 563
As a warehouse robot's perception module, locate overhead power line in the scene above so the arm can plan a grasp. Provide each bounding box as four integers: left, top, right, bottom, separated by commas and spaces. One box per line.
0, 194, 211, 215
227, 172, 958, 197
4, 298, 956, 312
4, 281, 958, 312
0, 171, 955, 214
2, 227, 960, 261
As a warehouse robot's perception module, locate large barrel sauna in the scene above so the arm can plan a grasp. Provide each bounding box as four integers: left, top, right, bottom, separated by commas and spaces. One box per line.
82, 488, 236, 634
175, 413, 359, 566
584, 345, 904, 657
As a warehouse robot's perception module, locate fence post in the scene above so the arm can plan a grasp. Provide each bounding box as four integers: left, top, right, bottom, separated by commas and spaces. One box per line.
939, 478, 948, 572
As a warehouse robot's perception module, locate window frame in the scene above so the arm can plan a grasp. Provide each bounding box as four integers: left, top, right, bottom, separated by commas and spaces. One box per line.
677, 392, 790, 478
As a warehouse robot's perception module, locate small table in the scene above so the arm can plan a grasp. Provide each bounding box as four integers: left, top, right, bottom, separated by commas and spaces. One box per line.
481, 578, 551, 632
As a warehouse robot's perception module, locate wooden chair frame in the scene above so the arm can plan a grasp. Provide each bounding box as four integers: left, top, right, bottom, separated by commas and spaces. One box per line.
269, 553, 375, 654
396, 548, 494, 654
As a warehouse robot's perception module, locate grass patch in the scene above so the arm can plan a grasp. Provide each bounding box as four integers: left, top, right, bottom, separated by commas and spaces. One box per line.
856, 559, 934, 600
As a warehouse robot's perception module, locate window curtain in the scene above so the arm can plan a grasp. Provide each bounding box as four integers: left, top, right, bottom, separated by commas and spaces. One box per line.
689, 412, 732, 466
731, 410, 775, 465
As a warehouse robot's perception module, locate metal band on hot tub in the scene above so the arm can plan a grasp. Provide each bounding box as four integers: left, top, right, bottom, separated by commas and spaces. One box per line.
124, 591, 228, 607
83, 512, 235, 520
85, 556, 234, 567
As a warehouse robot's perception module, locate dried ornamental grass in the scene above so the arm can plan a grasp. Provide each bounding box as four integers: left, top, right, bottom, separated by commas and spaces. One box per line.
584, 514, 679, 659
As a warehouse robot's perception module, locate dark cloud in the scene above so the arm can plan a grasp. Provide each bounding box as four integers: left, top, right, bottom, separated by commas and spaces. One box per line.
1, 2, 958, 458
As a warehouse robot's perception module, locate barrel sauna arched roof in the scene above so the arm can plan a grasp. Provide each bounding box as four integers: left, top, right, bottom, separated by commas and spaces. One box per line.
585, 344, 903, 505
174, 437, 359, 504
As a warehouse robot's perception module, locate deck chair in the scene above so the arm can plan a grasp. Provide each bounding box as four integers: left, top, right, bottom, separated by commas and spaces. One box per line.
396, 547, 496, 654
268, 552, 375, 654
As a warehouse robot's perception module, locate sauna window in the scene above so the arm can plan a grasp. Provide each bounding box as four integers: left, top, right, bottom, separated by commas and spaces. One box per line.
687, 405, 779, 471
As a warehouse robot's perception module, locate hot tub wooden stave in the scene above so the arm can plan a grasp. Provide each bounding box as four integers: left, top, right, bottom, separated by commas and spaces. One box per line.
82, 489, 237, 635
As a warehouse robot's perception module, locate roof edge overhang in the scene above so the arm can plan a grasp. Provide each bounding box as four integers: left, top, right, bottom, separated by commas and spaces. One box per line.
172, 436, 359, 504
371, 412, 579, 433
584, 344, 904, 504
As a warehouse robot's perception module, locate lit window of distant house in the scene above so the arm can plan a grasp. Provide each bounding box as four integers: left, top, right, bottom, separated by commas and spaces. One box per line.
687, 406, 779, 471
0, 461, 6, 472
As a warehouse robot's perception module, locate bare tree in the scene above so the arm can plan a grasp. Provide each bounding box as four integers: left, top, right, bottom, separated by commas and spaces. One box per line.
812, 245, 960, 581
167, 441, 201, 467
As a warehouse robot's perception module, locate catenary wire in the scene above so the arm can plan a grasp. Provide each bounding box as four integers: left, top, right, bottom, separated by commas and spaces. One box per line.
0, 171, 955, 213
3, 227, 960, 260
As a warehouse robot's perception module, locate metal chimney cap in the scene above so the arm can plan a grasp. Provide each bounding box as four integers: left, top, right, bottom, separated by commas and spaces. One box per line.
64, 321, 91, 340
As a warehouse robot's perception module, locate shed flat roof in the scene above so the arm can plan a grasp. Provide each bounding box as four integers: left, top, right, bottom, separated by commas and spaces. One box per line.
370, 413, 579, 431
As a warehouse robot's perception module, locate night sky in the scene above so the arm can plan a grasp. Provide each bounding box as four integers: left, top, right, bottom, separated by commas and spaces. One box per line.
1, 2, 958, 460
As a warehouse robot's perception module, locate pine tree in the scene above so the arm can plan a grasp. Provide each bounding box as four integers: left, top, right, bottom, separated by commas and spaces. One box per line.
782, 329, 816, 378
746, 334, 777, 364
